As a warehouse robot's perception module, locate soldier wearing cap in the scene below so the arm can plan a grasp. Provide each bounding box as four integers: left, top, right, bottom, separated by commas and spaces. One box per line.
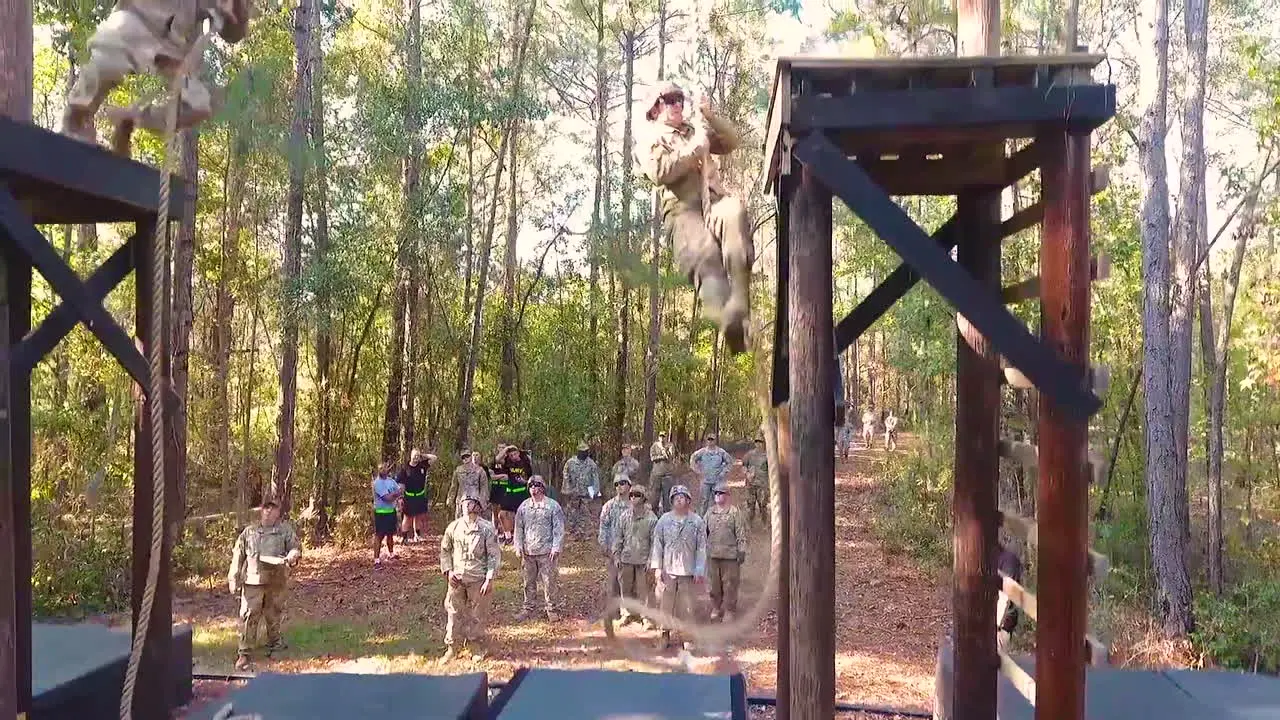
452, 449, 489, 519
598, 474, 633, 606
611, 445, 641, 484
439, 494, 500, 661
649, 431, 676, 514
228, 501, 301, 670
562, 442, 602, 540
704, 481, 747, 622
649, 484, 707, 649
740, 437, 769, 527
690, 433, 733, 515
513, 476, 566, 621
612, 484, 659, 627
636, 80, 753, 354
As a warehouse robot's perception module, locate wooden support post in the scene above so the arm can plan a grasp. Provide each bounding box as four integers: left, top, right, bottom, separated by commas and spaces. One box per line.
787, 164, 835, 720
1035, 129, 1091, 720
130, 221, 174, 719
0, 232, 27, 719
953, 187, 1002, 720
774, 174, 792, 720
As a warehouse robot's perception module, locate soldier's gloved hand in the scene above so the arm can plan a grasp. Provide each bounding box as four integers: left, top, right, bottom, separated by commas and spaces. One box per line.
736, 551, 746, 564
285, 549, 301, 565
228, 580, 239, 596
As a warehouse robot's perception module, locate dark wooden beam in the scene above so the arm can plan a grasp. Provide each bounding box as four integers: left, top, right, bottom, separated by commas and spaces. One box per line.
829, 142, 1041, 358
787, 163, 836, 720
776, 404, 792, 720
1000, 165, 1111, 241
772, 175, 792, 406
952, 185, 1002, 720
0, 231, 21, 720
846, 154, 1008, 196
795, 133, 1101, 420
790, 85, 1116, 135
130, 220, 174, 720
0, 189, 150, 387
12, 234, 138, 375
1035, 129, 1091, 720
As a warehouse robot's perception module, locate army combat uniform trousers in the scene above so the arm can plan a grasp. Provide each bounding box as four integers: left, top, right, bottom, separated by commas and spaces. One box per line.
707, 558, 741, 617
521, 553, 559, 613
564, 495, 591, 538
238, 573, 287, 655
746, 485, 769, 526
650, 461, 676, 513
444, 578, 488, 647
617, 563, 653, 619
668, 195, 753, 332
657, 574, 697, 631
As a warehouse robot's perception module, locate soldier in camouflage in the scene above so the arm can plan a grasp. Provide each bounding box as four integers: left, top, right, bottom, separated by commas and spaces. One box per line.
690, 433, 732, 515
439, 494, 501, 662
598, 475, 632, 607
636, 80, 753, 354
611, 445, 641, 483
740, 437, 769, 527
513, 476, 566, 621
227, 501, 301, 670
704, 482, 748, 622
452, 450, 489, 518
650, 485, 707, 650
612, 484, 659, 628
561, 442, 601, 540
649, 431, 676, 515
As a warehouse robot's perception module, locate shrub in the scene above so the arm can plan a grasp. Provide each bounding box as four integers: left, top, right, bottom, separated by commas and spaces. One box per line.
1192, 579, 1280, 673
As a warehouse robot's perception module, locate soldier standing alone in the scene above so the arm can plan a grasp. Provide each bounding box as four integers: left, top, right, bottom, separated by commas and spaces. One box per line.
228, 501, 301, 671
636, 81, 754, 354
513, 476, 566, 621
439, 494, 501, 662
561, 442, 601, 540
650, 485, 708, 650
612, 485, 659, 628
649, 432, 676, 514
704, 482, 747, 622
740, 437, 769, 527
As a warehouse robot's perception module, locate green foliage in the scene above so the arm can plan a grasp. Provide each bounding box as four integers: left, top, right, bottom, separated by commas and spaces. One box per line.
1193, 579, 1280, 672
872, 433, 954, 570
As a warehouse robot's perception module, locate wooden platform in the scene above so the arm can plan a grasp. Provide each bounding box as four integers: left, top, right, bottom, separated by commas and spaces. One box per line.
185, 672, 489, 719
489, 668, 749, 719
761, 53, 1113, 195
32, 622, 192, 720
0, 115, 187, 224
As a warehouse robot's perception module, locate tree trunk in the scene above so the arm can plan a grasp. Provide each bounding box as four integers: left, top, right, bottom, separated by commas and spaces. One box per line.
456, 0, 477, 444
402, 0, 424, 456
641, 0, 668, 463
588, 0, 607, 394
455, 0, 539, 449
309, 0, 333, 540
613, 26, 637, 453
217, 130, 247, 511
171, 128, 198, 538
272, 0, 313, 513
500, 101, 521, 399
0, 0, 31, 122
1137, 0, 1192, 638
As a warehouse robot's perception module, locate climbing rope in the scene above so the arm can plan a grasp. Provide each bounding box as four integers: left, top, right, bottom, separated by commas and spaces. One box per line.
118, 23, 218, 720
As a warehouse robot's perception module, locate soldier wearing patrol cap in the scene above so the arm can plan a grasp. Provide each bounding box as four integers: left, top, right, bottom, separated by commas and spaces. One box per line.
513, 476, 566, 621
704, 481, 747, 622
228, 501, 301, 670
598, 474, 633, 606
649, 484, 707, 649
612, 484, 660, 627
649, 431, 677, 514
562, 441, 602, 540
439, 493, 501, 662
636, 80, 754, 354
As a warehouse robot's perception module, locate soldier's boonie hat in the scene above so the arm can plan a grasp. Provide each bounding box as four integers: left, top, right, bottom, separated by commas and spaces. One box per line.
614, 474, 632, 486
670, 484, 692, 500
630, 485, 649, 499
713, 481, 730, 494
645, 80, 685, 119
529, 476, 547, 488
576, 441, 589, 451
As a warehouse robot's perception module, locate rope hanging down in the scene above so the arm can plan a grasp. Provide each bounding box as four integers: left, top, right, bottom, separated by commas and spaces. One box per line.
118, 23, 217, 720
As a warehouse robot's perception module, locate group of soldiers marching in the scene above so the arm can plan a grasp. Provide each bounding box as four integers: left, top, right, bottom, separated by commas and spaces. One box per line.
226, 433, 772, 668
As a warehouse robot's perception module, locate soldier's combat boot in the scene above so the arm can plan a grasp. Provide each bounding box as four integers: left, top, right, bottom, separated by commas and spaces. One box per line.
656, 631, 673, 650
266, 639, 288, 655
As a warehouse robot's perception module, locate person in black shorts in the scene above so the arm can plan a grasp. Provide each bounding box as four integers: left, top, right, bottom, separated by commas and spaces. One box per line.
397, 448, 437, 543
494, 445, 533, 543
371, 463, 402, 566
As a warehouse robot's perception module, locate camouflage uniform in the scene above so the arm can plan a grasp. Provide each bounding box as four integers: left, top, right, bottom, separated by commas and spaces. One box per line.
650, 486, 707, 643
612, 486, 659, 623
648, 438, 676, 514
704, 493, 748, 620
611, 454, 640, 483
513, 492, 566, 619
440, 500, 501, 649
690, 444, 732, 515
228, 519, 300, 658
61, 0, 249, 149
561, 449, 601, 539
598, 479, 632, 602
636, 81, 753, 353
741, 445, 770, 526
453, 462, 489, 518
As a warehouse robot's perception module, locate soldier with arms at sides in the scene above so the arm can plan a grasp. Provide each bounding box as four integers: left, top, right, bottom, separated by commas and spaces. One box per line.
598, 474, 633, 608
740, 437, 769, 528
562, 442, 602, 540
612, 484, 659, 628
689, 433, 732, 516
513, 476, 566, 622
704, 482, 748, 622
228, 501, 301, 671
650, 485, 708, 650
439, 494, 501, 662
649, 431, 677, 514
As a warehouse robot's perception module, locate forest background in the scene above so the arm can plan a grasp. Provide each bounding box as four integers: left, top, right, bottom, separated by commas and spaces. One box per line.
1, 0, 1279, 677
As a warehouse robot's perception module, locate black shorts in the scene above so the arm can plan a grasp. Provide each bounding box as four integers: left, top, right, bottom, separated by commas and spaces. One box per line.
499, 488, 527, 512
373, 511, 398, 537
402, 494, 429, 517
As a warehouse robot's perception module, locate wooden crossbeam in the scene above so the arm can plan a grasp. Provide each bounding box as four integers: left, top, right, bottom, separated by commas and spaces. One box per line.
999, 651, 1037, 705
1001, 572, 1038, 620
999, 508, 1110, 582
795, 133, 1101, 420
1000, 164, 1111, 240
0, 187, 149, 388
1002, 362, 1111, 397
1002, 254, 1111, 303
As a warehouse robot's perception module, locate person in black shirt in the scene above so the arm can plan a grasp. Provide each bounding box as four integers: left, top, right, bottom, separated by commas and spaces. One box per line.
493, 444, 533, 542
397, 448, 437, 543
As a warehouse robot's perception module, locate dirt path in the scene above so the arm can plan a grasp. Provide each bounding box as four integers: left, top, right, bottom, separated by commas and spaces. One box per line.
177, 442, 947, 716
